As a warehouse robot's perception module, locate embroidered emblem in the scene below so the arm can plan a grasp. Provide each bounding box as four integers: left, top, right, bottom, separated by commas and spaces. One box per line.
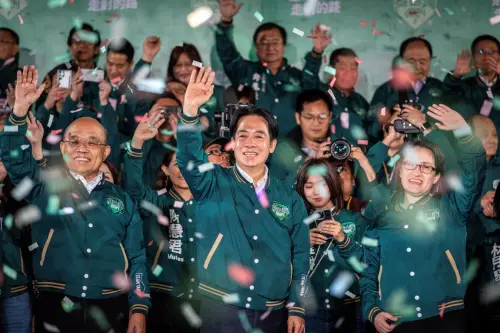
106, 195, 124, 215
424, 208, 440, 221
341, 222, 356, 237
271, 202, 290, 221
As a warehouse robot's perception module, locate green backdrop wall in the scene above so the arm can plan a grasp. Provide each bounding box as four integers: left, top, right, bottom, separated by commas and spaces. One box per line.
1, 0, 499, 100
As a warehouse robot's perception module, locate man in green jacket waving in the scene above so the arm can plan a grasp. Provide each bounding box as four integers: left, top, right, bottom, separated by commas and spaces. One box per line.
1, 66, 150, 333
174, 66, 310, 333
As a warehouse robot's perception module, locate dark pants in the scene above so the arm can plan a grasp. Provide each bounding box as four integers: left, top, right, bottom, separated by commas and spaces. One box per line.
199, 297, 288, 333
392, 310, 465, 333
306, 303, 374, 333
148, 292, 200, 333
34, 291, 128, 333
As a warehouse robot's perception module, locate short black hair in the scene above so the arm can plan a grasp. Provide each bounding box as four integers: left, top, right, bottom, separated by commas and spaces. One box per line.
253, 23, 287, 45
399, 37, 433, 58
296, 89, 333, 114
229, 104, 279, 142
107, 38, 135, 63
329, 48, 357, 67
471, 34, 500, 54
157, 91, 182, 106
0, 27, 19, 45
67, 23, 101, 48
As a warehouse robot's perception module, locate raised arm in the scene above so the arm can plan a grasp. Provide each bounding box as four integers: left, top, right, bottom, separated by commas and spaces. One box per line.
427, 104, 487, 222
301, 23, 330, 89
176, 67, 218, 201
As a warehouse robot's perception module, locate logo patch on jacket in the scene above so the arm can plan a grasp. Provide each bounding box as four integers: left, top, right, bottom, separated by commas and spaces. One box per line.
424, 209, 440, 221
341, 222, 356, 237
271, 202, 290, 221
106, 196, 124, 215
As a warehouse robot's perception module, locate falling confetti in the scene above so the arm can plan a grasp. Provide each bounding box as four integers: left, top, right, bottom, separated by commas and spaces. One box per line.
292, 28, 304, 37
187, 5, 213, 28
445, 173, 464, 193
174, 201, 184, 208
329, 76, 336, 87
303, 212, 321, 225
480, 100, 493, 117
238, 311, 252, 332
28, 242, 39, 251
372, 30, 383, 35
293, 155, 303, 163
18, 14, 23, 24
48, 0, 67, 8
157, 215, 169, 226
387, 154, 401, 168
46, 134, 62, 145
490, 15, 500, 25
465, 259, 479, 284
89, 306, 111, 331
360, 20, 369, 26
181, 302, 202, 328
228, 264, 255, 287
192, 60, 203, 68
347, 256, 364, 273
254, 11, 264, 22
357, 140, 368, 146
307, 165, 327, 176
324, 65, 336, 76
331, 124, 336, 134
303, 0, 318, 16
224, 141, 234, 151
222, 293, 240, 304
435, 8, 441, 17
43, 322, 60, 333
329, 271, 354, 298
194, 232, 204, 239
361, 237, 378, 247
444, 7, 454, 15
46, 195, 60, 215
140, 200, 162, 216
345, 291, 356, 298
340, 112, 349, 129
152, 265, 163, 277
12, 177, 34, 201
327, 249, 335, 262
256, 189, 269, 209
198, 162, 214, 173
3, 264, 17, 280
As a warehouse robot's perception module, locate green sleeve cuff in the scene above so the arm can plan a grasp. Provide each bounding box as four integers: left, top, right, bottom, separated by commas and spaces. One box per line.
288, 306, 305, 319
36, 157, 47, 168
454, 125, 473, 141
8, 113, 27, 126
130, 304, 149, 316
180, 112, 200, 125
127, 146, 144, 159
311, 50, 323, 59
368, 306, 383, 325
218, 20, 233, 29
337, 236, 351, 249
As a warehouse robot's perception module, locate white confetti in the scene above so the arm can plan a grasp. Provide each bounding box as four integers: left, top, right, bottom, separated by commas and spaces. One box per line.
15, 205, 41, 227
490, 14, 500, 25
292, 28, 304, 37
340, 112, 349, 129
12, 177, 34, 201
361, 237, 378, 247
63, 296, 74, 307
174, 201, 184, 208
445, 173, 464, 193
303, 212, 321, 225
194, 232, 204, 239
260, 309, 272, 321
3, 125, 18, 132
47, 114, 54, 128
28, 242, 39, 251
70, 108, 83, 113
157, 188, 168, 195
293, 155, 303, 163
222, 293, 240, 304
481, 281, 500, 304
186, 161, 194, 171
334, 317, 345, 329
304, 0, 318, 16
345, 291, 356, 298
198, 162, 214, 173
140, 200, 162, 216
329, 271, 355, 298
327, 249, 335, 262
43, 322, 60, 333
187, 5, 213, 28
136, 78, 166, 94
21, 144, 30, 150
181, 302, 202, 328
59, 207, 75, 215
380, 107, 386, 117
192, 60, 203, 68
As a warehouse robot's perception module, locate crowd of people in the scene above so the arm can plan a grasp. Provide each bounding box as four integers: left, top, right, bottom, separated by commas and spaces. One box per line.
0, 0, 500, 332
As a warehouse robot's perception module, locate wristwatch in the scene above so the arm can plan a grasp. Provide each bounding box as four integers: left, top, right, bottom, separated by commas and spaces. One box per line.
420, 121, 433, 132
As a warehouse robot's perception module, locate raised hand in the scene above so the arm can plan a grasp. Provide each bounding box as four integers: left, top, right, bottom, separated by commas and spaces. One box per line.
142, 36, 162, 63
218, 0, 243, 22
400, 104, 426, 128
311, 23, 332, 54
70, 68, 84, 102
25, 112, 44, 147
14, 65, 46, 117
45, 77, 68, 110
99, 80, 112, 106
453, 50, 473, 77
6, 83, 15, 109
131, 108, 165, 149
183, 67, 215, 116
427, 104, 467, 131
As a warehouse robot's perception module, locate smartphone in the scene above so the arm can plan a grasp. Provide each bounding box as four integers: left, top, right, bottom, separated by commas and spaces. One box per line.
81, 68, 105, 83
317, 209, 334, 240
57, 70, 72, 88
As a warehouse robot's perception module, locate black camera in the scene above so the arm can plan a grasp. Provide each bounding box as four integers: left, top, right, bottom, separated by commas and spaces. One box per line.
393, 118, 420, 134
330, 139, 351, 161
214, 103, 243, 138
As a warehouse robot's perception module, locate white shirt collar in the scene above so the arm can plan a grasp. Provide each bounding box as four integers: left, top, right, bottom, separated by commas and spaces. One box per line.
479, 74, 498, 87
236, 164, 268, 193
70, 171, 104, 194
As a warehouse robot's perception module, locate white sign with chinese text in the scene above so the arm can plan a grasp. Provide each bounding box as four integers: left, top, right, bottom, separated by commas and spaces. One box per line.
289, 0, 341, 16
88, 0, 137, 12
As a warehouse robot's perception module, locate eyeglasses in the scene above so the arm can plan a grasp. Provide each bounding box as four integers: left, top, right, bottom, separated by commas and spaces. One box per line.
301, 114, 330, 123
206, 148, 228, 157
63, 138, 107, 149
402, 161, 436, 174
256, 40, 283, 48
475, 49, 499, 56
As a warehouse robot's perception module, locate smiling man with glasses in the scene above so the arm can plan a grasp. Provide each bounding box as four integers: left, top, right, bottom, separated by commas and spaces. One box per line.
1, 66, 150, 333
215, 0, 331, 136
444, 34, 500, 133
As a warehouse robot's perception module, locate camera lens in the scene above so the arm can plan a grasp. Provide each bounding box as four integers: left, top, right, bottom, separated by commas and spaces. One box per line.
330, 139, 351, 161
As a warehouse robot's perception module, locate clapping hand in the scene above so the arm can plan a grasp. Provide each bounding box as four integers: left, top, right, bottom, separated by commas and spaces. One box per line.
13, 65, 46, 117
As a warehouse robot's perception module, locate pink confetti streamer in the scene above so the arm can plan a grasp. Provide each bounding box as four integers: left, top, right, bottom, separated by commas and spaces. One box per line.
357, 140, 368, 146
46, 134, 62, 145
257, 190, 269, 209
354, 57, 362, 64
110, 13, 119, 18
490, 15, 500, 25
360, 20, 368, 26
71, 193, 79, 199
435, 8, 441, 17
340, 112, 350, 129
112, 272, 131, 291
228, 264, 255, 287
372, 19, 376, 28
100, 38, 109, 48
50, 129, 63, 135
120, 95, 126, 104
157, 215, 169, 226
148, 240, 154, 247
331, 124, 336, 134
329, 76, 336, 87
480, 100, 493, 117
439, 303, 445, 318
18, 15, 24, 25
224, 141, 234, 152
372, 30, 383, 35
134, 116, 148, 123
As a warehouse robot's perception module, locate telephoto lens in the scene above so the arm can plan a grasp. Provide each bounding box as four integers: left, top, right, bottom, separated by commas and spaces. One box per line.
330, 139, 351, 161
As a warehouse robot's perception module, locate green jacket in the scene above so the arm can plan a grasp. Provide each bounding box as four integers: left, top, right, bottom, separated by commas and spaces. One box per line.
443, 73, 500, 131
123, 148, 198, 299
215, 22, 322, 136
0, 114, 151, 315
341, 132, 486, 324
306, 208, 368, 311
176, 113, 310, 318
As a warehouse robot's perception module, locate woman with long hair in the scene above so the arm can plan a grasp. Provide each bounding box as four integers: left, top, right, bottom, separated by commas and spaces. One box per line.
296, 158, 369, 333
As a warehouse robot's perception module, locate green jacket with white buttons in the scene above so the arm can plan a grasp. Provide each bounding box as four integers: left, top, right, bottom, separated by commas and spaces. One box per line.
0, 113, 151, 315
306, 208, 368, 311
215, 21, 322, 137
123, 148, 198, 299
176, 113, 310, 318
340, 132, 486, 325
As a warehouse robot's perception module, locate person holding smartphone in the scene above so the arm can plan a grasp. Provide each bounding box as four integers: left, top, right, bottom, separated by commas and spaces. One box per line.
296, 158, 370, 333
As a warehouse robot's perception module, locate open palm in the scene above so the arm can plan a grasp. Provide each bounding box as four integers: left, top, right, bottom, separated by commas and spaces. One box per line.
15, 66, 46, 114
183, 67, 215, 116
26, 112, 44, 146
